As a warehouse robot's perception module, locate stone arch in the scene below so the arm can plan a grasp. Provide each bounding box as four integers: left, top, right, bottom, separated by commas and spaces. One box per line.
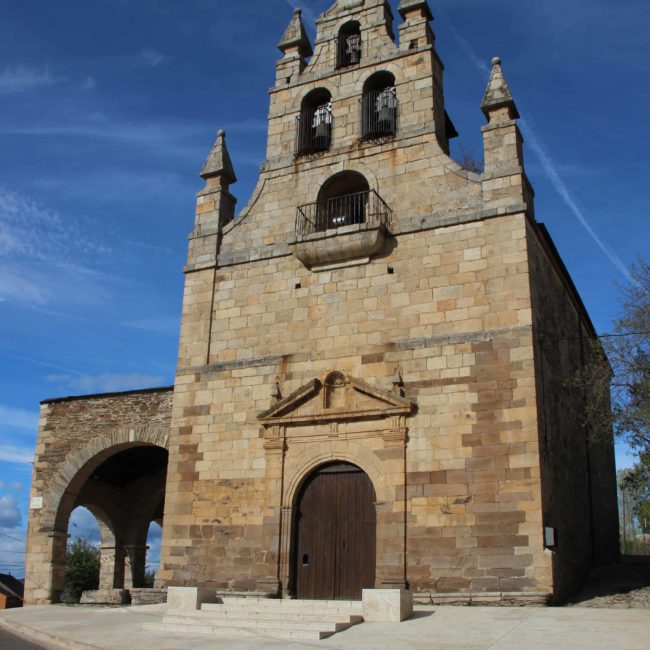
311, 164, 379, 201
284, 441, 387, 508
79, 503, 116, 547
29, 425, 169, 603
354, 62, 402, 95
41, 424, 168, 531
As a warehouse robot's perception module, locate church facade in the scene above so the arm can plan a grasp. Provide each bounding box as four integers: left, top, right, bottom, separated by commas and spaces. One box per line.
24, 0, 618, 606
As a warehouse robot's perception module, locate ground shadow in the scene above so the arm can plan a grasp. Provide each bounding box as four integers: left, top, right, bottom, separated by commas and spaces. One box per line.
407, 610, 435, 620
563, 557, 650, 605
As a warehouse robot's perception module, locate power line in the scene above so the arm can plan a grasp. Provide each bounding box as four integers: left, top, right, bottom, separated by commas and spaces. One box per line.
599, 331, 650, 339
0, 532, 25, 543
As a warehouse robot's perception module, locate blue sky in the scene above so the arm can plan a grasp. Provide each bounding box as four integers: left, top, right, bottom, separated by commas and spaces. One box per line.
0, 0, 648, 577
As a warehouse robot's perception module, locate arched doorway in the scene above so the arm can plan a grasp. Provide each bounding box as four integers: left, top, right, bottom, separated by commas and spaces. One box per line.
292, 462, 376, 600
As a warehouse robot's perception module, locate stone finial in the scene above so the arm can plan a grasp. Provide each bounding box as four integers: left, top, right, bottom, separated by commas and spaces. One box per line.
391, 368, 405, 397
278, 7, 313, 58
481, 56, 520, 120
397, 0, 433, 21
200, 130, 237, 183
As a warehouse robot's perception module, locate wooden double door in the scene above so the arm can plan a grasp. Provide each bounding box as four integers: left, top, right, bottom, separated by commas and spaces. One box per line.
293, 462, 376, 600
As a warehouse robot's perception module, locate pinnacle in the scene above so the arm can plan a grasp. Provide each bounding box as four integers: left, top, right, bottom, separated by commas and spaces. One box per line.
397, 0, 433, 21
481, 56, 520, 120
200, 130, 237, 183
278, 6, 313, 59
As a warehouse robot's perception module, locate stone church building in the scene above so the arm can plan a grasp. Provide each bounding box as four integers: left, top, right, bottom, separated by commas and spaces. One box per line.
25, 0, 618, 606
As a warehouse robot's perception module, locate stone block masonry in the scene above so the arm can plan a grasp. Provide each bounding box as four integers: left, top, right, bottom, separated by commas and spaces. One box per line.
25, 0, 618, 607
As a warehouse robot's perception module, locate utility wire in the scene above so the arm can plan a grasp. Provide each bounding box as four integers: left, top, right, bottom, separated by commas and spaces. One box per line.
0, 532, 25, 543
599, 331, 650, 339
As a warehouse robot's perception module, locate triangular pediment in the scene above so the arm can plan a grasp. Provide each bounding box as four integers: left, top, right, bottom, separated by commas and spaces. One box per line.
258, 373, 413, 426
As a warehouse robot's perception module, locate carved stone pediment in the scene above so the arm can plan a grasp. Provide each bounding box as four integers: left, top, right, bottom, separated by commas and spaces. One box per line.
257, 372, 413, 427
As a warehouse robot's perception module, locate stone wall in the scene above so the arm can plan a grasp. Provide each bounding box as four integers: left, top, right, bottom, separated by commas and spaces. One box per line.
527, 223, 619, 601
160, 209, 552, 599
24, 388, 173, 605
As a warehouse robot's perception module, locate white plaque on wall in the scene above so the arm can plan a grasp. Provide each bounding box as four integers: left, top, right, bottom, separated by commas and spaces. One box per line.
30, 496, 43, 510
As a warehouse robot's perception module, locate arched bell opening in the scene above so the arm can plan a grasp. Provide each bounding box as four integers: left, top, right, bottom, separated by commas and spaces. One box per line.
337, 21, 362, 68
361, 71, 398, 140
315, 171, 370, 231
296, 88, 333, 156
290, 461, 377, 600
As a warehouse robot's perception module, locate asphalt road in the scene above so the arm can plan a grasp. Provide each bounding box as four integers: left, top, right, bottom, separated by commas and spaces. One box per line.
0, 627, 46, 650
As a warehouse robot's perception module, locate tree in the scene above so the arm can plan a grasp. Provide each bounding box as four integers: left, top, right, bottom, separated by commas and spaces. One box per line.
577, 260, 650, 535
606, 260, 650, 456
63, 537, 100, 604
454, 148, 484, 174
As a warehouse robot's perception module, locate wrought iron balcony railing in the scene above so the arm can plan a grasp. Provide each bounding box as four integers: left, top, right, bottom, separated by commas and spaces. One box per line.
295, 190, 392, 237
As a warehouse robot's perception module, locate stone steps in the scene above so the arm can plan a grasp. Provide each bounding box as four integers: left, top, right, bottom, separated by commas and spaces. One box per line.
148, 596, 364, 641
196, 606, 363, 623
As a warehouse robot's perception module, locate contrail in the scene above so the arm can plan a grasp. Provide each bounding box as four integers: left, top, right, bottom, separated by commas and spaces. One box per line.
446, 24, 490, 75
282, 0, 319, 26
445, 22, 633, 283
520, 118, 633, 283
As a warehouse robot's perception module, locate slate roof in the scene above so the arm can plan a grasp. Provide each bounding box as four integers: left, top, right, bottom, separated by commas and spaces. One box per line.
0, 573, 24, 600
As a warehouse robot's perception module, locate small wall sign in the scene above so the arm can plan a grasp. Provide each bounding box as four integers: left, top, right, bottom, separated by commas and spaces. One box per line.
30, 496, 43, 510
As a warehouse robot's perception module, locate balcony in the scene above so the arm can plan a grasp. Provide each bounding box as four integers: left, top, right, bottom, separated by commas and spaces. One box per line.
290, 190, 392, 270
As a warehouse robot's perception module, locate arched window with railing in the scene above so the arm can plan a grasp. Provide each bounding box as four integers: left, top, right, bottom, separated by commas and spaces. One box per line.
337, 21, 362, 68
296, 88, 333, 156
295, 171, 392, 236
317, 171, 370, 230
361, 71, 398, 140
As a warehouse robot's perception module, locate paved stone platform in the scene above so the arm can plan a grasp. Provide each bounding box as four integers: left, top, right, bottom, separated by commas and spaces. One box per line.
1, 604, 649, 649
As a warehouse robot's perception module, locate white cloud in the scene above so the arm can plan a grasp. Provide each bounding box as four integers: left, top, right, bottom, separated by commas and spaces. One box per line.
123, 317, 179, 336
0, 526, 25, 575
47, 372, 166, 394
0, 496, 22, 528
0, 186, 112, 263
0, 481, 22, 490
139, 48, 165, 67
0, 187, 131, 308
0, 405, 39, 431
0, 445, 34, 464
0, 65, 59, 94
